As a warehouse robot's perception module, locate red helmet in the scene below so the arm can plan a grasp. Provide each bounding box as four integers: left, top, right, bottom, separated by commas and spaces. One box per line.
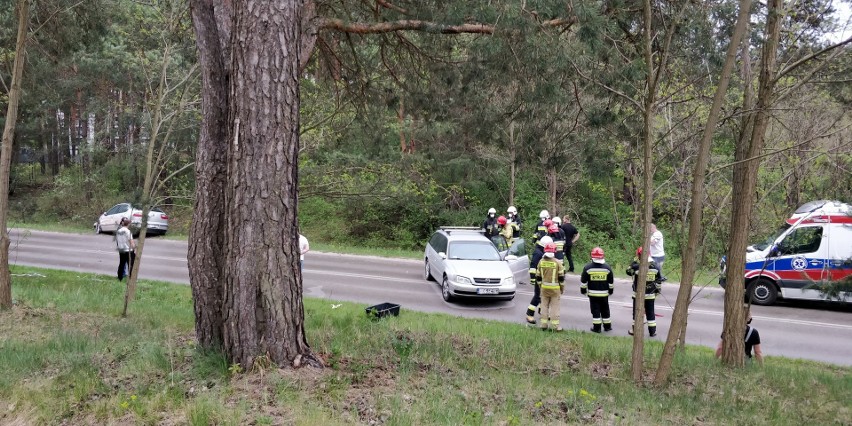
591, 247, 605, 259
544, 242, 557, 253
548, 224, 559, 234
543, 219, 553, 228
497, 215, 507, 225
636, 246, 643, 257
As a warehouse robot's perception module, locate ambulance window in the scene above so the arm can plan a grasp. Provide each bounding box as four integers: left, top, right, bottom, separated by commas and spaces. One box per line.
778, 227, 823, 255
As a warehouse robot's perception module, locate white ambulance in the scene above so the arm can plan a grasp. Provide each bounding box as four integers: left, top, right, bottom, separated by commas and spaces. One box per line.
720, 200, 852, 305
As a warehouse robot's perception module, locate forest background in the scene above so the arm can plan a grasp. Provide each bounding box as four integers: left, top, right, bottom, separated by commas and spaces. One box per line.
2, 0, 850, 275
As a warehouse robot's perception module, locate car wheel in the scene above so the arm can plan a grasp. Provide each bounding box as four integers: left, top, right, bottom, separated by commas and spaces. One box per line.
94, 223, 102, 234
747, 278, 778, 306
424, 260, 435, 282
441, 276, 455, 302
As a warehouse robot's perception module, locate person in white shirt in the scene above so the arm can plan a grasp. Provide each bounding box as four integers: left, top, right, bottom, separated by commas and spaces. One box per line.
115, 217, 136, 281
299, 234, 310, 271
649, 223, 667, 281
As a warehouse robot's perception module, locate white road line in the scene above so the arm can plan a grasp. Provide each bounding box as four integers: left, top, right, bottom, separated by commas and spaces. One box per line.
12, 244, 188, 263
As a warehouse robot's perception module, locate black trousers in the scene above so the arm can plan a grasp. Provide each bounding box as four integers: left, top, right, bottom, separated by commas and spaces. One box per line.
118, 251, 136, 281
564, 244, 575, 272
526, 284, 541, 317
589, 296, 612, 330
632, 297, 657, 330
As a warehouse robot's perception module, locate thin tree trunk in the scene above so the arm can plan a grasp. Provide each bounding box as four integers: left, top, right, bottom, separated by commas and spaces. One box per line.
0, 0, 29, 310
722, 0, 784, 367
654, 0, 752, 385
509, 121, 516, 206
188, 0, 231, 349
631, 0, 655, 382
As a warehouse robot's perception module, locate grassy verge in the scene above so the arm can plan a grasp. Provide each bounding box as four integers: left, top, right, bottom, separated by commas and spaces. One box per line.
2, 266, 849, 425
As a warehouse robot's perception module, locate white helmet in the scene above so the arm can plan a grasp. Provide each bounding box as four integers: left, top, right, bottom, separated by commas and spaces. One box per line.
539, 210, 550, 220
552, 216, 562, 225
488, 207, 496, 215
507, 206, 517, 215
539, 236, 553, 245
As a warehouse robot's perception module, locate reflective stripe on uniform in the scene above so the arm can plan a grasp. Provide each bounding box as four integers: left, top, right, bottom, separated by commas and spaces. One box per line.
588, 290, 609, 297
541, 284, 561, 290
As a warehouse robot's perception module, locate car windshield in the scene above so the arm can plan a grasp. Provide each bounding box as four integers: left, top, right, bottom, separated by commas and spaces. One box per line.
752, 224, 791, 251
448, 242, 501, 261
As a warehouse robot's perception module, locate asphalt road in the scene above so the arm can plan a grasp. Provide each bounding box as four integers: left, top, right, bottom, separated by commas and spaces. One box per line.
9, 229, 852, 366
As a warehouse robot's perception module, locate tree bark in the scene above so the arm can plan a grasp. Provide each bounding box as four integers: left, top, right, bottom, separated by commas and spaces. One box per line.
631, 0, 655, 382
0, 0, 29, 310
220, 0, 319, 369
188, 0, 231, 349
721, 0, 784, 367
654, 0, 752, 385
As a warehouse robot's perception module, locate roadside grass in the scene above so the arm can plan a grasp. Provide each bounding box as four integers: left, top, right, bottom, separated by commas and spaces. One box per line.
3, 266, 849, 425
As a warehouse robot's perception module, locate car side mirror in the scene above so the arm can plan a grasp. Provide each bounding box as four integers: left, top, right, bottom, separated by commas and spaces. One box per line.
439, 252, 447, 259
505, 254, 518, 261
102, 212, 106, 216
768, 245, 780, 257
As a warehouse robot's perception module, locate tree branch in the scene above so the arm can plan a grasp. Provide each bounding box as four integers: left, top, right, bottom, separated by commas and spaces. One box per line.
319, 16, 578, 35
774, 35, 852, 83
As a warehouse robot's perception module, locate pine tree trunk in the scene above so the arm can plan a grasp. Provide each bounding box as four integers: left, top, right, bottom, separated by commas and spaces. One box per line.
220, 0, 318, 369
722, 0, 784, 367
188, 0, 231, 349
654, 0, 752, 385
0, 0, 29, 310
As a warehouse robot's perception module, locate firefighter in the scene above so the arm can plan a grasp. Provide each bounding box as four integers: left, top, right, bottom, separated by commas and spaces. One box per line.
548, 223, 566, 262
497, 215, 518, 245
525, 235, 553, 325
531, 210, 550, 244
532, 218, 552, 247
537, 242, 565, 331
626, 246, 662, 337
483, 208, 499, 239
580, 247, 614, 333
507, 206, 522, 236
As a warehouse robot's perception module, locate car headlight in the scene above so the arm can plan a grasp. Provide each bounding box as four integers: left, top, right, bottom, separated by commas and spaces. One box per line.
501, 276, 514, 286
456, 276, 473, 285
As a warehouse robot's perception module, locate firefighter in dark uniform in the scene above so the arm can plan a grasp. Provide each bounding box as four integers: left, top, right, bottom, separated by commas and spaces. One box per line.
525, 235, 553, 325
530, 210, 550, 245
482, 208, 499, 239
626, 246, 662, 337
580, 247, 614, 333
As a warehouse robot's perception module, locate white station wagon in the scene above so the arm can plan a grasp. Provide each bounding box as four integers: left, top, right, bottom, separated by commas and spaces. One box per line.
424, 227, 530, 302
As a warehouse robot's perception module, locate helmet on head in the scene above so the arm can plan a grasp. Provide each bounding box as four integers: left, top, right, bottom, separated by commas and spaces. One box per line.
552, 216, 562, 225
544, 242, 557, 253
497, 215, 507, 225
548, 224, 559, 234
539, 210, 550, 220
591, 247, 605, 259
539, 236, 553, 245
636, 246, 643, 257
488, 207, 496, 215
543, 219, 553, 228
507, 206, 518, 215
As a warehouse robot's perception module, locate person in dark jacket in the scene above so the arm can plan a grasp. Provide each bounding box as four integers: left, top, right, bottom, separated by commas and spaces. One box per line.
560, 215, 580, 272
580, 247, 614, 333
483, 208, 499, 239
626, 246, 662, 337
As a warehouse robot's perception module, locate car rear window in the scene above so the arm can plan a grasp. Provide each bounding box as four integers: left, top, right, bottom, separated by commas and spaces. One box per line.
447, 242, 500, 261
